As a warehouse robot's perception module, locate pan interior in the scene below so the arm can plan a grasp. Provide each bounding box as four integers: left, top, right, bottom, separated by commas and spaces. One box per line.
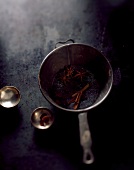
49, 65, 100, 109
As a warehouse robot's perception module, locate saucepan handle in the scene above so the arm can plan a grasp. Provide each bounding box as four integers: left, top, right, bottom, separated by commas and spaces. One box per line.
78, 112, 94, 164
55, 39, 75, 48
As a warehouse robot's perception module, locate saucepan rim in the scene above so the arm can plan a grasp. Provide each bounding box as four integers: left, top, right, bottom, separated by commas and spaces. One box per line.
38, 42, 113, 113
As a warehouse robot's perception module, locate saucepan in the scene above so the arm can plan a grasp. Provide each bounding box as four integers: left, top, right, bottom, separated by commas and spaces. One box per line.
38, 39, 113, 164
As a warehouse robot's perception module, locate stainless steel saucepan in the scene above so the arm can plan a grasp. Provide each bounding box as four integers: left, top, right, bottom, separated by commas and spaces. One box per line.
38, 39, 113, 164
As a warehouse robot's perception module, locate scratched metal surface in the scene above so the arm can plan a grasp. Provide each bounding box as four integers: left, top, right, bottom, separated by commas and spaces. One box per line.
0, 0, 133, 169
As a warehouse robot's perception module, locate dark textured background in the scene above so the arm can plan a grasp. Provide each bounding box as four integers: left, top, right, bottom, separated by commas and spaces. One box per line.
0, 0, 133, 169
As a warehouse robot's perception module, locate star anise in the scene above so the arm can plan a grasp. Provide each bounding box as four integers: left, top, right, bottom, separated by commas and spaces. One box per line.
73, 69, 87, 81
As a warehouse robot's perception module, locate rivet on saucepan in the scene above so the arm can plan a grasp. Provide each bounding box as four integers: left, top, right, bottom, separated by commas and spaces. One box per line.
31, 107, 54, 129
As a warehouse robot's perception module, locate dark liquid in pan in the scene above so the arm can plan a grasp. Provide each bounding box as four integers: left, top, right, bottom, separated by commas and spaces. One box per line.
50, 65, 100, 109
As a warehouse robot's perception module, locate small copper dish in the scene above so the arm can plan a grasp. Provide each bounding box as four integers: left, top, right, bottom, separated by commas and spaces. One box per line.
31, 107, 54, 129
0, 86, 21, 108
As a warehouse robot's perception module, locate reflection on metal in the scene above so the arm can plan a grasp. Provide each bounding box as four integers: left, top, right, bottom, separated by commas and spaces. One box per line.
31, 107, 54, 129
0, 86, 21, 108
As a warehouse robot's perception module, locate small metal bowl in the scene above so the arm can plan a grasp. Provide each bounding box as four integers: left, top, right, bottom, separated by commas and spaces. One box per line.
31, 107, 54, 129
0, 86, 21, 108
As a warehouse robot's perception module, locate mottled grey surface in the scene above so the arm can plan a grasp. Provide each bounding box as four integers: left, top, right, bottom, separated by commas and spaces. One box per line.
0, 0, 134, 170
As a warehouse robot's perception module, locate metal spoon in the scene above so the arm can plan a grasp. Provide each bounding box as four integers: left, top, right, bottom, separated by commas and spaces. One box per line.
31, 107, 54, 129
0, 86, 21, 108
